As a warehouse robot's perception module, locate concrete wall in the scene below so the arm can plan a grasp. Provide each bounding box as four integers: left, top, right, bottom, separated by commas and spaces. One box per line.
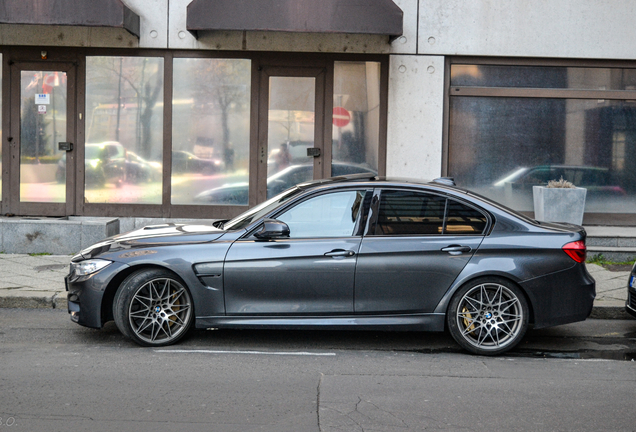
386, 55, 444, 179
0, 217, 119, 255
418, 0, 636, 59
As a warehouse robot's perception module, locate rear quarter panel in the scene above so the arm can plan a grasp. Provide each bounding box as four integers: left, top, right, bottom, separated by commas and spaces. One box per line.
432, 212, 591, 327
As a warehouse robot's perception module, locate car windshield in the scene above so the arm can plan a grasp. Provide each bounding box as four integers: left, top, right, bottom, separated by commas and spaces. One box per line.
223, 187, 303, 231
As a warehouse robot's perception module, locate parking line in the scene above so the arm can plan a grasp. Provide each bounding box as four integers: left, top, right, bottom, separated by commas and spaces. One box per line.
154, 349, 336, 356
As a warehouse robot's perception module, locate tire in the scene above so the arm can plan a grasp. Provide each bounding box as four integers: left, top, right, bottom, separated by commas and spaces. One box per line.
447, 277, 529, 356
113, 268, 194, 347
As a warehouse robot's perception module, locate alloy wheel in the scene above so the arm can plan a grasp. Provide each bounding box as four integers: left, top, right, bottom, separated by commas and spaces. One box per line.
128, 277, 192, 345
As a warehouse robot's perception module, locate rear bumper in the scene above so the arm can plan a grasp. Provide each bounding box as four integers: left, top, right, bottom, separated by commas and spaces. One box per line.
520, 263, 595, 329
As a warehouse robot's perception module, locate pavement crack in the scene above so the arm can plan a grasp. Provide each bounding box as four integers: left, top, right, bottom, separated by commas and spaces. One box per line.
317, 373, 323, 431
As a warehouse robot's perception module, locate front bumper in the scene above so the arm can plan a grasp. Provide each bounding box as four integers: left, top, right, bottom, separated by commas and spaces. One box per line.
66, 261, 130, 329
627, 273, 636, 319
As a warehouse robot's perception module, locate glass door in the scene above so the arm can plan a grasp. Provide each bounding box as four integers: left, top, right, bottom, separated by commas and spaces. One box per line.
9, 63, 76, 216
258, 67, 326, 202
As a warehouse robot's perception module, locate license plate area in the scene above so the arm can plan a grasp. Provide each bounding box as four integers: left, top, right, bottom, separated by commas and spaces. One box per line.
631, 275, 636, 289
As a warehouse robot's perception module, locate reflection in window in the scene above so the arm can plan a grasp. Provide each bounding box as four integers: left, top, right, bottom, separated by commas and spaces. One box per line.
333, 62, 380, 174
451, 64, 636, 91
267, 76, 315, 198
375, 191, 446, 235
449, 97, 636, 214
20, 71, 67, 203
85, 56, 164, 204
172, 58, 251, 205
277, 191, 363, 238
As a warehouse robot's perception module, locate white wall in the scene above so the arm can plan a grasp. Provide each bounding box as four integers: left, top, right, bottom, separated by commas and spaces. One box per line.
419, 0, 636, 59
386, 55, 444, 180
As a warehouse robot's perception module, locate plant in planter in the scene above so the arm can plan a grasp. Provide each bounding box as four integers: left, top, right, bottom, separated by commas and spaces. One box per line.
533, 177, 587, 225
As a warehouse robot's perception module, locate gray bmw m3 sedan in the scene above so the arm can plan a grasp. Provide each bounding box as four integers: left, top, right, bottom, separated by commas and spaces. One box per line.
66, 175, 595, 355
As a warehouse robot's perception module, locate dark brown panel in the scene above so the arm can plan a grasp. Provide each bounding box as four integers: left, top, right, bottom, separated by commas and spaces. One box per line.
0, 0, 140, 37
186, 0, 403, 38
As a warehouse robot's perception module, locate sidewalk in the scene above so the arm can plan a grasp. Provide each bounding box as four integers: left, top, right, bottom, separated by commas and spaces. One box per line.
0, 254, 632, 319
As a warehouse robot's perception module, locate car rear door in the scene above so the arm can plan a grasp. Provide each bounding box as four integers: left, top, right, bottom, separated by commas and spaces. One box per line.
354, 188, 488, 314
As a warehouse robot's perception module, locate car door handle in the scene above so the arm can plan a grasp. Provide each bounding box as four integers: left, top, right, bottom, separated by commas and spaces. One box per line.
324, 249, 355, 257
441, 245, 472, 255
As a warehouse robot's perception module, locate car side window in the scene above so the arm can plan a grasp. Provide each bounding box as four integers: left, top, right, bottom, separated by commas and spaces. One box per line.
276, 190, 364, 238
445, 199, 488, 235
374, 190, 446, 235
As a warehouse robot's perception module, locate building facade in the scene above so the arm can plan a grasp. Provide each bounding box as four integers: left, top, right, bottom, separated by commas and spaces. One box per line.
1, 0, 635, 227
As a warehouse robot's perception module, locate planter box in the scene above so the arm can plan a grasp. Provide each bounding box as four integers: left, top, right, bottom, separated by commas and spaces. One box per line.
533, 186, 587, 225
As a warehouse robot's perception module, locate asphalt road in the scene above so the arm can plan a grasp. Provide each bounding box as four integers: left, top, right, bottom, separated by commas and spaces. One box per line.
1, 308, 635, 431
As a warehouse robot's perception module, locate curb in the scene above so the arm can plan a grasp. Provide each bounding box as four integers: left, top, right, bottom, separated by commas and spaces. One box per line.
589, 304, 631, 320
0, 293, 67, 310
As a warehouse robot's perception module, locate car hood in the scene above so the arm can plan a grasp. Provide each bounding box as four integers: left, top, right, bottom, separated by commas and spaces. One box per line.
74, 223, 225, 261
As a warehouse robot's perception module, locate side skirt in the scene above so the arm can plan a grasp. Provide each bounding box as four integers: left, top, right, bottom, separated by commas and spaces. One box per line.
195, 313, 446, 332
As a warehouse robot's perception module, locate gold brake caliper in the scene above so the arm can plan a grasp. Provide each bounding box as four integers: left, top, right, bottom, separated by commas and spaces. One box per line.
462, 307, 476, 333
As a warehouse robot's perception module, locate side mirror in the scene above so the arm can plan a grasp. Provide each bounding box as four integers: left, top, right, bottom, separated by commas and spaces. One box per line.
254, 218, 290, 240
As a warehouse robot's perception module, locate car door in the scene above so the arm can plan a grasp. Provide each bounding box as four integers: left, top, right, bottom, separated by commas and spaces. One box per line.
223, 189, 369, 315
354, 188, 488, 314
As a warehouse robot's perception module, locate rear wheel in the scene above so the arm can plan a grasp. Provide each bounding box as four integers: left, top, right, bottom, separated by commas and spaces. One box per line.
447, 277, 529, 356
113, 269, 194, 347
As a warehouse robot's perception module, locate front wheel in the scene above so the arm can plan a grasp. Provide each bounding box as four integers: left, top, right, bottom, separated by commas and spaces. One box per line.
447, 277, 529, 356
113, 269, 194, 347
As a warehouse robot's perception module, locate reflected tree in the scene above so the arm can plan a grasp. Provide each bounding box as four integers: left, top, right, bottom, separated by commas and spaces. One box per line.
190, 59, 250, 166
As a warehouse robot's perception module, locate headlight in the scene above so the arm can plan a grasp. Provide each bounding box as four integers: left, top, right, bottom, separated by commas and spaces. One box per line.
72, 259, 112, 276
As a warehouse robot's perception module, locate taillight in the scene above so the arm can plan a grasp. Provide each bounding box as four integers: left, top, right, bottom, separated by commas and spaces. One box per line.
563, 240, 586, 263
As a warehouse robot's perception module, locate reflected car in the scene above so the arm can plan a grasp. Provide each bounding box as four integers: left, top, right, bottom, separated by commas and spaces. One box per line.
193, 162, 377, 205
66, 176, 595, 355
172, 150, 224, 174
627, 263, 636, 319
56, 142, 127, 186
493, 165, 626, 195
125, 151, 162, 183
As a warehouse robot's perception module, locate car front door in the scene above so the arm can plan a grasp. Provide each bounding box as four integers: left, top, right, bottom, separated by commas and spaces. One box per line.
354, 189, 488, 314
224, 189, 368, 315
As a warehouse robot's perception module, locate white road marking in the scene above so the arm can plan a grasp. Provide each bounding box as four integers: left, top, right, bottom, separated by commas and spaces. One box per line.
154, 349, 336, 356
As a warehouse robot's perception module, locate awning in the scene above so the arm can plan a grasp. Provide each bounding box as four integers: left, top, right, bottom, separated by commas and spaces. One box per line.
0, 0, 140, 37
187, 0, 403, 40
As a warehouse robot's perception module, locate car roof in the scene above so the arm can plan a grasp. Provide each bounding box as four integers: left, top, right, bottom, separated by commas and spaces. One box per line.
296, 174, 464, 193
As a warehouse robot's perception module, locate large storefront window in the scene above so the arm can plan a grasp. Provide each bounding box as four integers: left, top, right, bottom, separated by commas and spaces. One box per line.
1, 50, 386, 218
172, 58, 251, 205
449, 63, 636, 218
85, 56, 164, 204
333, 61, 381, 174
